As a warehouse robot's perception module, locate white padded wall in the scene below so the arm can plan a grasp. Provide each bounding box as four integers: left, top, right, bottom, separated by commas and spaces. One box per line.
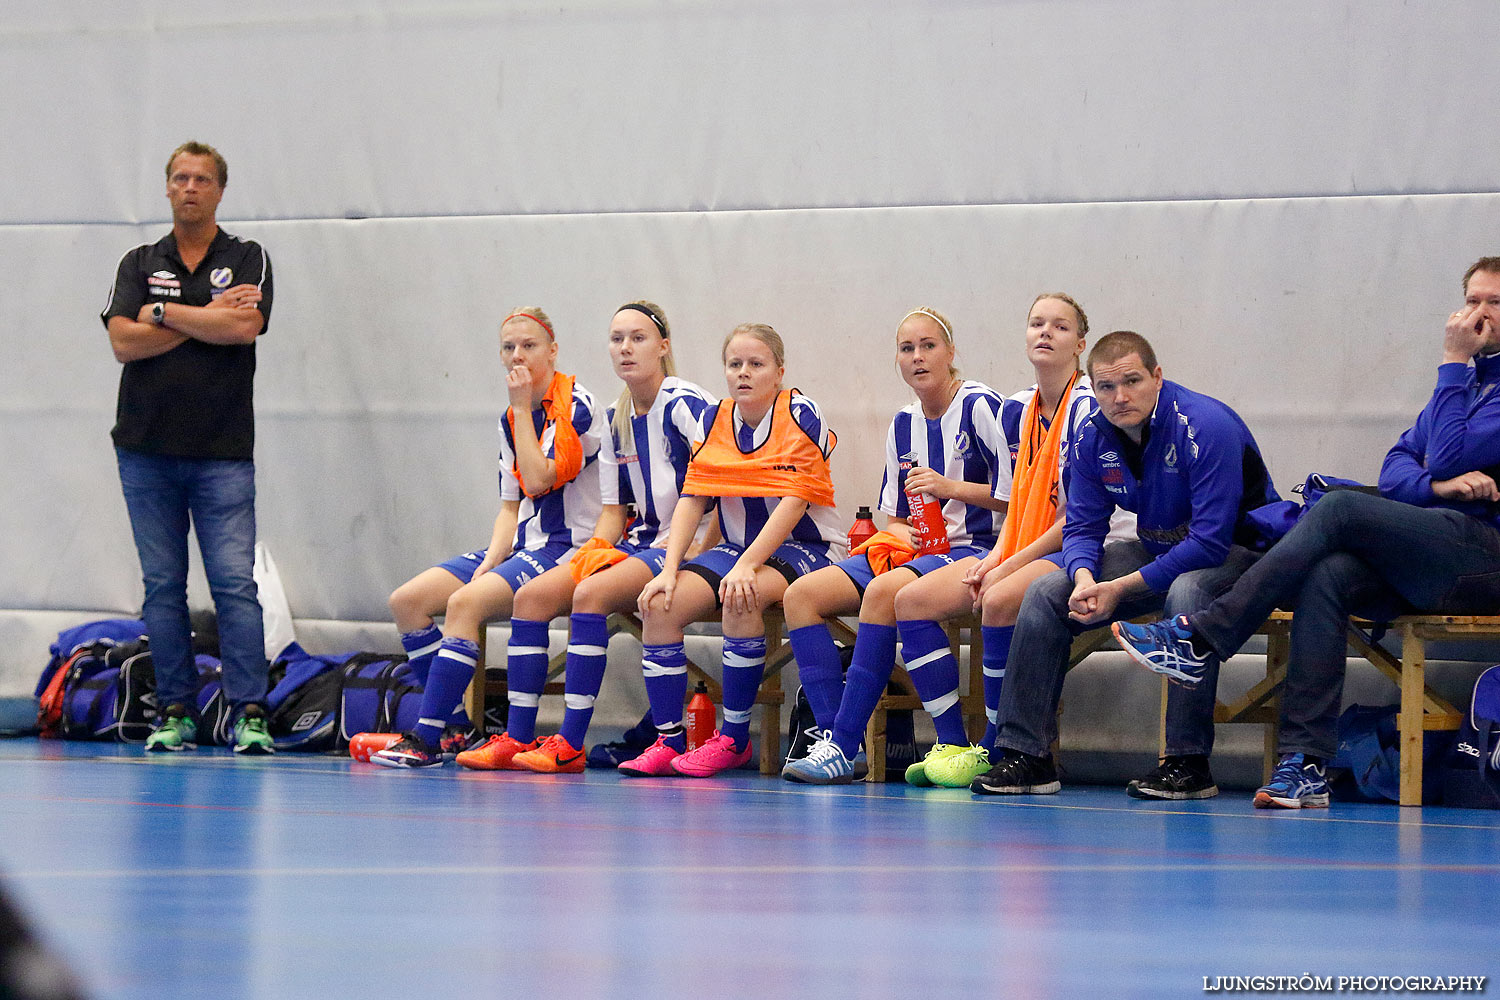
3, 0, 1498, 630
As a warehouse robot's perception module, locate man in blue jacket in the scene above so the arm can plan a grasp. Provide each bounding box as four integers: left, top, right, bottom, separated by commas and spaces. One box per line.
1115, 257, 1500, 808
972, 330, 1279, 799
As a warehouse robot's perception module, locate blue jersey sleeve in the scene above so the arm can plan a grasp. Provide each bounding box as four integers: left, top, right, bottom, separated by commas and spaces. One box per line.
1135, 407, 1247, 593
1060, 425, 1115, 580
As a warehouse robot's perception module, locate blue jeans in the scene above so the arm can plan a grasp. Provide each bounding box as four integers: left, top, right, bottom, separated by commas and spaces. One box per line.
1188, 490, 1500, 758
995, 541, 1260, 760
116, 448, 267, 717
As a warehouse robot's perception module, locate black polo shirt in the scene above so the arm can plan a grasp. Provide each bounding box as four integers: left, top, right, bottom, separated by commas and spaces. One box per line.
100, 228, 273, 460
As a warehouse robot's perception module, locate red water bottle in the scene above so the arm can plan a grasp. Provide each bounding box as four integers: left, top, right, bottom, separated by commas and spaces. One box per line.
685, 682, 716, 750
901, 457, 949, 555
848, 505, 877, 551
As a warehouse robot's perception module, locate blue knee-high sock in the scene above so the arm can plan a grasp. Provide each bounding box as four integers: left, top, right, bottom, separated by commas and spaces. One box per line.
830, 623, 898, 760
400, 624, 443, 686
505, 618, 550, 744
558, 612, 609, 748
979, 625, 1014, 751
899, 619, 968, 746
720, 635, 766, 750
414, 637, 478, 745
642, 641, 688, 752
788, 624, 845, 730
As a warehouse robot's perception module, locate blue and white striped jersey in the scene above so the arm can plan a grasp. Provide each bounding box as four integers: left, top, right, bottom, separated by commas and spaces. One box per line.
692, 391, 846, 554
601, 376, 717, 549
497, 380, 604, 552
877, 380, 1010, 549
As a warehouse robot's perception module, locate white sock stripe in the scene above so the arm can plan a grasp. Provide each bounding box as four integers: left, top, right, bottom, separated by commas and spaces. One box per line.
921, 690, 960, 717
905, 647, 949, 672
563, 693, 595, 710
642, 661, 687, 677
407, 639, 442, 659
655, 721, 683, 733
986, 707, 998, 724
982, 665, 1006, 678
567, 643, 607, 657
508, 645, 548, 658
418, 716, 448, 729
437, 649, 478, 668
507, 692, 540, 708
723, 652, 765, 669
722, 708, 752, 724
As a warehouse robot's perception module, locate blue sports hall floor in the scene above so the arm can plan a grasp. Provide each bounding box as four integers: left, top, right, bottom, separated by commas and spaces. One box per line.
2, 738, 1497, 1000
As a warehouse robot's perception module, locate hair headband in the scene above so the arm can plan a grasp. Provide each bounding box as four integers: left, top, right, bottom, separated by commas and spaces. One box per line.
900, 308, 953, 342
503, 311, 555, 339
617, 303, 666, 335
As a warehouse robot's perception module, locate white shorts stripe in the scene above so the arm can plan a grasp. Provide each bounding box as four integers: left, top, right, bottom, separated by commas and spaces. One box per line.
905, 647, 948, 672
921, 690, 960, 717
507, 692, 541, 708
567, 643, 607, 657
563, 693, 595, 710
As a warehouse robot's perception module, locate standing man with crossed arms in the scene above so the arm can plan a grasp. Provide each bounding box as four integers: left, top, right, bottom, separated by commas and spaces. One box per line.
101, 141, 276, 754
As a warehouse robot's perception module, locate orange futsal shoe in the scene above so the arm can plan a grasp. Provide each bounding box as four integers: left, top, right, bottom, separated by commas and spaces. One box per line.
349, 732, 403, 763
512, 733, 587, 774
455, 732, 539, 771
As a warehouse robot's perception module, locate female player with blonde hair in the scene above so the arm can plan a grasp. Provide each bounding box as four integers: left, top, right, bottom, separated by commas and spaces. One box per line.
779, 307, 1010, 783
624, 323, 845, 777
371, 307, 605, 767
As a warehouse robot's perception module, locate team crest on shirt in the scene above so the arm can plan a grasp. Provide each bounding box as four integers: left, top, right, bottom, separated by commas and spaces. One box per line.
953, 430, 974, 459
210, 267, 233, 288
1165, 444, 1178, 469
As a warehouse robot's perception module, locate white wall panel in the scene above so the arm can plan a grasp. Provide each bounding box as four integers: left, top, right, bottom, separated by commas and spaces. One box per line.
3, 1, 1497, 226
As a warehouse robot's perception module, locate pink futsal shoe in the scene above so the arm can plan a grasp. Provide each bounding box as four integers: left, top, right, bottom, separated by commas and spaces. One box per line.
617, 737, 683, 777
669, 731, 752, 777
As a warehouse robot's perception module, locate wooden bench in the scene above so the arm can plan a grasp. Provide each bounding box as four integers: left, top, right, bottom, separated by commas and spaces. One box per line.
1205, 611, 1477, 807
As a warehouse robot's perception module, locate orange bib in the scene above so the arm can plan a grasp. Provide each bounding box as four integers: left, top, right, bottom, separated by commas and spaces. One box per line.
506, 371, 584, 498
681, 389, 836, 507
997, 373, 1078, 560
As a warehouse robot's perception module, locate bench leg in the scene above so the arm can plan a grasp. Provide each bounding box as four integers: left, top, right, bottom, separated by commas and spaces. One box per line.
1263, 622, 1288, 783
1398, 625, 1425, 807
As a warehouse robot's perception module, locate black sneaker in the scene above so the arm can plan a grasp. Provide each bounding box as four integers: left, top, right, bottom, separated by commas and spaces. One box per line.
586, 709, 656, 769
1127, 754, 1218, 800
970, 750, 1061, 795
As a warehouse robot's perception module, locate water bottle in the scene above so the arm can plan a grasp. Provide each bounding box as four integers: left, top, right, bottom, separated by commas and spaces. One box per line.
685, 681, 715, 750
848, 505, 878, 551
901, 457, 949, 555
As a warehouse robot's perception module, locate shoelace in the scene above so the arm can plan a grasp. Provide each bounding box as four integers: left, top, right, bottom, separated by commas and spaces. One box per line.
803, 738, 843, 766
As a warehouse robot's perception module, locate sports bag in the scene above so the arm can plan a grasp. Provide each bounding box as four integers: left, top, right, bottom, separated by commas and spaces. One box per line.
265, 650, 347, 751
337, 652, 419, 748
1440, 665, 1500, 808
1329, 703, 1453, 804
1247, 473, 1379, 544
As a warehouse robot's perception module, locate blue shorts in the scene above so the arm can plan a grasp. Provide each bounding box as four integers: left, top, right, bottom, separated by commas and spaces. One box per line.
682, 541, 835, 604
617, 540, 668, 576
438, 540, 575, 592
835, 544, 990, 594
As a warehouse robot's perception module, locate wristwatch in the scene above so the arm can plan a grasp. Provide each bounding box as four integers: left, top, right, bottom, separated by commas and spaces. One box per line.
150, 302, 165, 325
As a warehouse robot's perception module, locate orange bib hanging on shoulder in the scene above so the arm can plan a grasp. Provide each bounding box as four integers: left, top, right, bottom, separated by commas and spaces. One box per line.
997, 372, 1078, 560
506, 371, 584, 498
681, 389, 836, 507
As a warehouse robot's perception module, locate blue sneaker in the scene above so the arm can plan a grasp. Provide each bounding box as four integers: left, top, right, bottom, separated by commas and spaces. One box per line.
781, 732, 857, 784
1112, 616, 1212, 685
1254, 753, 1330, 809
